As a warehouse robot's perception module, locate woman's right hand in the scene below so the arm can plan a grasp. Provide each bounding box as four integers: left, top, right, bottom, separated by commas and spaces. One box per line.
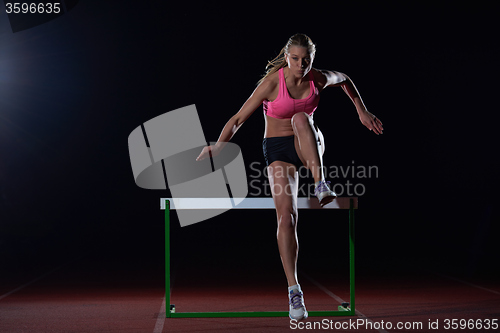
196, 144, 220, 161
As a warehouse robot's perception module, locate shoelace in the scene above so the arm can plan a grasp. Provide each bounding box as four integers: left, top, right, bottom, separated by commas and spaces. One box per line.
289, 290, 304, 310
314, 181, 331, 196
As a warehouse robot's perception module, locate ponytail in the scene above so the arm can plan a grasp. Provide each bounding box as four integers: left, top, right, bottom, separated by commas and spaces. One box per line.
257, 47, 288, 86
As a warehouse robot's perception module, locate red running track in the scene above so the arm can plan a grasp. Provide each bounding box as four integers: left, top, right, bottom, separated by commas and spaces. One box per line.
1, 246, 499, 333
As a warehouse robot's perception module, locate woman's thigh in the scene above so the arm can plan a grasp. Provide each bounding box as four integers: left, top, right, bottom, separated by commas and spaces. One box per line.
267, 161, 299, 219
293, 114, 325, 164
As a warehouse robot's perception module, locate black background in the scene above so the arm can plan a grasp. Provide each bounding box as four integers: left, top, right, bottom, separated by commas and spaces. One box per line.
1, 2, 499, 282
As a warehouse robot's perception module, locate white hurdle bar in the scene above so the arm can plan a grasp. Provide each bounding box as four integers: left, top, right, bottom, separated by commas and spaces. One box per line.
160, 197, 357, 210
160, 197, 357, 318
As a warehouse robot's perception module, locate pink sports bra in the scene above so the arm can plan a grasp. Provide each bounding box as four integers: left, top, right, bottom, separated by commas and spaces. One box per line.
263, 68, 320, 119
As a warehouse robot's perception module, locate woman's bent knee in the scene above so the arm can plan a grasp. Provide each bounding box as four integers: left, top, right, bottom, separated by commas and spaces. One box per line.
291, 112, 310, 131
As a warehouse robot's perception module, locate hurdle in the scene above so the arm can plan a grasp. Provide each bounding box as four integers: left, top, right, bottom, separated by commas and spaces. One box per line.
160, 197, 357, 318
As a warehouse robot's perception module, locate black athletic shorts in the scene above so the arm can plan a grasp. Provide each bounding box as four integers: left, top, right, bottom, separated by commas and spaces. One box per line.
262, 135, 303, 168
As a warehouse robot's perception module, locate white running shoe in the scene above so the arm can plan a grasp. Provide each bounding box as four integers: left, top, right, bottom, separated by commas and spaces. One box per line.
288, 285, 308, 320
314, 180, 337, 207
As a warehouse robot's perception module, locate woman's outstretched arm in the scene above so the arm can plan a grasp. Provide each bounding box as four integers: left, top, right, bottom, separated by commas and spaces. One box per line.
196, 79, 273, 161
319, 69, 384, 135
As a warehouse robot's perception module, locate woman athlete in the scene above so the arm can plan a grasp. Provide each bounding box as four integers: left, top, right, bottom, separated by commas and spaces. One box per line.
197, 33, 383, 320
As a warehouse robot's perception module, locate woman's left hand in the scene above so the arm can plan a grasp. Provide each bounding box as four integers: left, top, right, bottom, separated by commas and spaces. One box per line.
359, 110, 383, 135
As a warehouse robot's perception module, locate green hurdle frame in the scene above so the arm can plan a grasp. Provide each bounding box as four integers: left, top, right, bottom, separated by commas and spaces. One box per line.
163, 198, 356, 318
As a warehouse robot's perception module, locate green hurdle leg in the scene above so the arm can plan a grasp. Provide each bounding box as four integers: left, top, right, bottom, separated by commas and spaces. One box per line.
165, 199, 172, 318
349, 198, 355, 313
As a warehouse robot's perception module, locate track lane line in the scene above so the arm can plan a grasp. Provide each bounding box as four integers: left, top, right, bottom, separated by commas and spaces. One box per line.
435, 272, 500, 296
302, 272, 388, 333
153, 296, 166, 333
0, 266, 61, 301
0, 251, 92, 301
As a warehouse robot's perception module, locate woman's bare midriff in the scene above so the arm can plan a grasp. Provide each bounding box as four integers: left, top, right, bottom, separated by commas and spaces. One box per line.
264, 115, 295, 138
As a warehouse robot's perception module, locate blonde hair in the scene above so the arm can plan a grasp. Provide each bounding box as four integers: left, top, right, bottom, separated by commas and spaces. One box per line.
258, 33, 316, 85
